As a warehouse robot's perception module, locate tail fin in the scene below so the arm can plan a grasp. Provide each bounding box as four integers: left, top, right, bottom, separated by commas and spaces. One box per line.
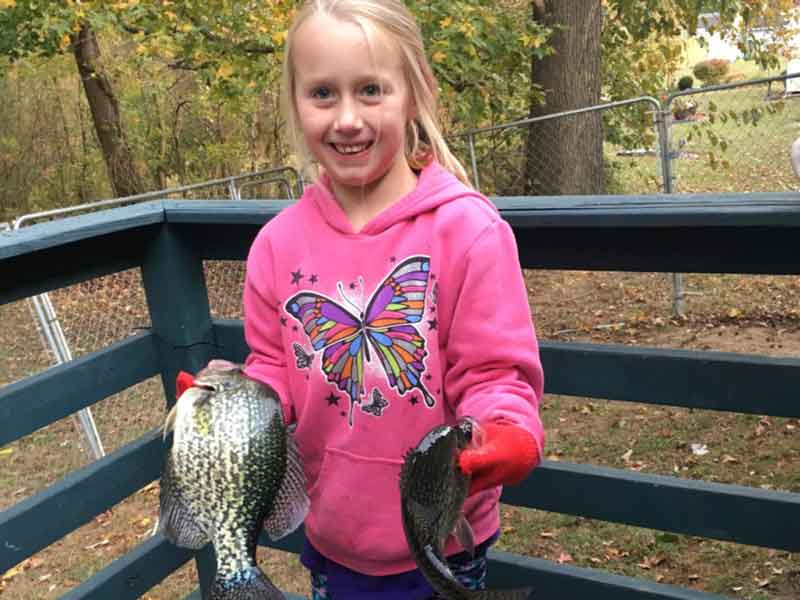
470, 587, 534, 600
208, 567, 284, 600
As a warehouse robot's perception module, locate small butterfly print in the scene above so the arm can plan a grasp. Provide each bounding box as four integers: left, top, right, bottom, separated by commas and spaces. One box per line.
293, 342, 313, 369
285, 255, 435, 426
362, 388, 389, 417
430, 281, 439, 307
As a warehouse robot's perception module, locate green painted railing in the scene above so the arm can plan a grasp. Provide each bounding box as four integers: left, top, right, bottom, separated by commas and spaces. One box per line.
1, 195, 799, 599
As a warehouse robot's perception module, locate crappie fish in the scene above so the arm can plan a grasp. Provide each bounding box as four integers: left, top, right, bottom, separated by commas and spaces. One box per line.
159, 360, 309, 600
400, 419, 532, 600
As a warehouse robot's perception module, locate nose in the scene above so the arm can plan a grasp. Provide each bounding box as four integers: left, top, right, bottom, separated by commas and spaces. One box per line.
334, 96, 363, 132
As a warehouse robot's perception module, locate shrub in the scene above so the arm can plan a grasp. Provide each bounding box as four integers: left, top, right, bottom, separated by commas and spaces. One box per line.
677, 75, 694, 91
693, 59, 730, 86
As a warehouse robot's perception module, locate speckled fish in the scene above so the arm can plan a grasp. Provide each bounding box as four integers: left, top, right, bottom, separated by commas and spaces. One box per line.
159, 360, 309, 600
400, 419, 532, 600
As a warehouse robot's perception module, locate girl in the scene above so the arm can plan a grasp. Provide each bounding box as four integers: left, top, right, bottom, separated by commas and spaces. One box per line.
243, 1, 545, 597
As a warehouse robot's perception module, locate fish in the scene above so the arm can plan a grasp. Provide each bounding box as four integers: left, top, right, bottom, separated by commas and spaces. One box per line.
158, 360, 309, 600
399, 419, 532, 600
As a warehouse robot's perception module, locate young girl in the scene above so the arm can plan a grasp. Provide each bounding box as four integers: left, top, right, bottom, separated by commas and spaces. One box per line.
242, 1, 545, 597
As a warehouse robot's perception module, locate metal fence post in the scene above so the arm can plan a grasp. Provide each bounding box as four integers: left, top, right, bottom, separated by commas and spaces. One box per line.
467, 133, 481, 191
656, 98, 685, 318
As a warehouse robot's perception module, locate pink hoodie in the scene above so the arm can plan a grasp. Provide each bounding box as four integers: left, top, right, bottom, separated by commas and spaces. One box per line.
243, 161, 544, 576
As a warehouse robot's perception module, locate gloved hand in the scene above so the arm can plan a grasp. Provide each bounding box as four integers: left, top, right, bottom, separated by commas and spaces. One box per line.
175, 371, 196, 399
458, 422, 540, 495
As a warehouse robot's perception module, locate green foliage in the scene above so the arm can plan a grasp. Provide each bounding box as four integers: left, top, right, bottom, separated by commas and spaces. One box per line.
677, 75, 694, 91
693, 59, 731, 86
407, 0, 551, 129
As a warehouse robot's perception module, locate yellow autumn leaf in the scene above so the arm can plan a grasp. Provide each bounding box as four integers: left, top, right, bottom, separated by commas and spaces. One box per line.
216, 62, 234, 79
59, 34, 71, 51
439, 16, 453, 28
272, 30, 287, 45
432, 50, 446, 63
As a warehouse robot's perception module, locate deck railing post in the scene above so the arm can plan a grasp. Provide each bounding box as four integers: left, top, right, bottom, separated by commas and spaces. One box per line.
141, 221, 219, 589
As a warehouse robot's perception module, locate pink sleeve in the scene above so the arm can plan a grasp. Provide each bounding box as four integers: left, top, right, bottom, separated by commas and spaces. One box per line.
242, 236, 294, 424
444, 219, 545, 454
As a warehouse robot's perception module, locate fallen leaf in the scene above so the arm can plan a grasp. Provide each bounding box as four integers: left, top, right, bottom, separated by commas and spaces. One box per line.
85, 539, 111, 550
690, 443, 709, 456
757, 578, 771, 588
539, 531, 555, 538
0, 448, 12, 457
557, 552, 573, 564
622, 449, 634, 463
721, 454, 738, 464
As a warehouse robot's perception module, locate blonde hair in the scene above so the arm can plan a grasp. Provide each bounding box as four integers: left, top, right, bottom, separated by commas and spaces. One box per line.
281, 0, 471, 186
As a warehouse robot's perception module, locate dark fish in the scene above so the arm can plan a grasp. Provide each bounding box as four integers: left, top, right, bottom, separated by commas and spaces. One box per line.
159, 360, 309, 600
400, 419, 532, 600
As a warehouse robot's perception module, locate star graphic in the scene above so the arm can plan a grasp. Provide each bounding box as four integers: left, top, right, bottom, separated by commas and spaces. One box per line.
309, 274, 319, 284
280, 316, 287, 327
326, 393, 339, 406
292, 325, 299, 332
291, 269, 304, 285
389, 256, 396, 263
425, 373, 433, 381
431, 273, 437, 280
349, 282, 357, 290
340, 411, 346, 418
409, 396, 419, 406
428, 318, 438, 330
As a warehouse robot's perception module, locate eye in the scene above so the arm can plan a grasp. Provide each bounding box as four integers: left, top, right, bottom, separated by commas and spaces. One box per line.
361, 83, 382, 97
311, 87, 332, 100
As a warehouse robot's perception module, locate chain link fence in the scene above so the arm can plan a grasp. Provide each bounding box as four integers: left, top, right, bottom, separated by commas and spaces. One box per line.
5, 72, 800, 469
3, 167, 301, 481
450, 97, 667, 196
666, 74, 800, 193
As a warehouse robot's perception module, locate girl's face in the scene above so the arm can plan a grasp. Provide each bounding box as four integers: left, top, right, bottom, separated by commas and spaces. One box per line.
292, 14, 416, 206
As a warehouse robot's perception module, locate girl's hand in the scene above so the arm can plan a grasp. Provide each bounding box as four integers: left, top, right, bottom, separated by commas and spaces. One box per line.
458, 422, 540, 495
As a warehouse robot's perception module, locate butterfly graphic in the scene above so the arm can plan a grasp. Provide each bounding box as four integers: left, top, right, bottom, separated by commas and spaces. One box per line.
430, 281, 439, 308
293, 342, 313, 369
285, 255, 435, 426
362, 388, 389, 417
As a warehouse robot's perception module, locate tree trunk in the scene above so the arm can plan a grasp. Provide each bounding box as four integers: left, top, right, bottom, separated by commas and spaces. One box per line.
524, 0, 603, 195
72, 24, 144, 198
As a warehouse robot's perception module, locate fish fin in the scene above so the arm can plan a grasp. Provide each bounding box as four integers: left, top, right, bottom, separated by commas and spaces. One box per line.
162, 403, 178, 440
423, 544, 460, 584
158, 454, 208, 550
453, 515, 476, 556
209, 566, 284, 600
264, 431, 310, 540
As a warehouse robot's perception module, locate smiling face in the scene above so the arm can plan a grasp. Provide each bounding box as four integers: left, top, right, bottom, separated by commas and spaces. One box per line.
291, 13, 417, 216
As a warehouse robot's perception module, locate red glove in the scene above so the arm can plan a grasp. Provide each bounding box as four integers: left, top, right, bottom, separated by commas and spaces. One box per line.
458, 422, 540, 495
175, 371, 196, 399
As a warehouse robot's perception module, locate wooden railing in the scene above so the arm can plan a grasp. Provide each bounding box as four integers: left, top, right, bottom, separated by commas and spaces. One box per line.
1, 194, 798, 599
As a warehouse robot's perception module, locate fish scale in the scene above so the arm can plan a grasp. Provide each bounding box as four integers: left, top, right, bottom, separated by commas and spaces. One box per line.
160, 363, 309, 600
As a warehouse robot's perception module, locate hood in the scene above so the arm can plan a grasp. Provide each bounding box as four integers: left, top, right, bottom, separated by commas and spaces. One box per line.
306, 161, 489, 235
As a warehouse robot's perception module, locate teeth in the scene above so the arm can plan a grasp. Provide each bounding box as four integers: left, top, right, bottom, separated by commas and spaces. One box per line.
334, 143, 368, 154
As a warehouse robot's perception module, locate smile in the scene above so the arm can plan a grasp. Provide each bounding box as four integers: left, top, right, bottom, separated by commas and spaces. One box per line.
331, 142, 373, 155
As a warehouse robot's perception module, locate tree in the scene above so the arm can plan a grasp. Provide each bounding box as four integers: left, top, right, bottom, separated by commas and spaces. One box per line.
525, 0, 603, 195
1, 2, 145, 197
522, 0, 799, 196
